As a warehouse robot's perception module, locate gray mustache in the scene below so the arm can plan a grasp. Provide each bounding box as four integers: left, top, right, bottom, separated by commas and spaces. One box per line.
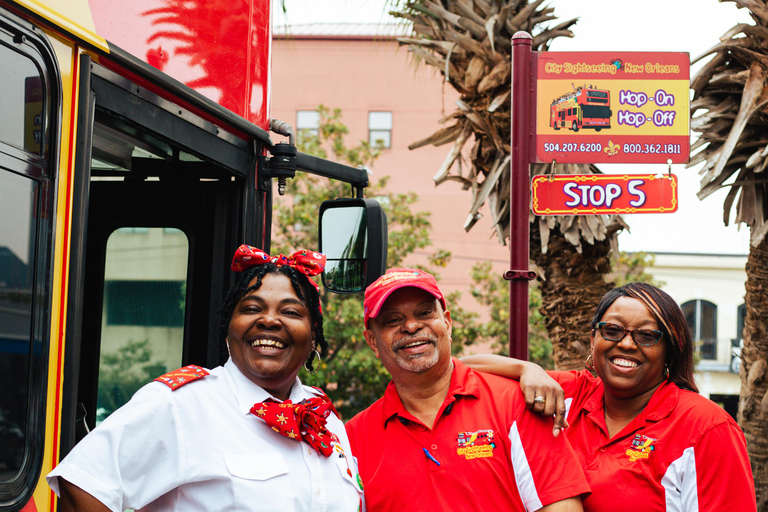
392, 332, 438, 351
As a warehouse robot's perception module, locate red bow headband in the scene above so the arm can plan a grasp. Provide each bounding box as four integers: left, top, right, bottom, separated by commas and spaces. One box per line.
230, 245, 326, 291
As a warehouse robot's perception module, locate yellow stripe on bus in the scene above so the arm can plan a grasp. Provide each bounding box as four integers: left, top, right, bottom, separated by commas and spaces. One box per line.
34, 33, 82, 512
15, 0, 108, 53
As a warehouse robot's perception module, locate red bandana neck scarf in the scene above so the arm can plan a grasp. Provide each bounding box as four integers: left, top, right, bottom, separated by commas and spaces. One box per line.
251, 393, 340, 456
230, 245, 326, 290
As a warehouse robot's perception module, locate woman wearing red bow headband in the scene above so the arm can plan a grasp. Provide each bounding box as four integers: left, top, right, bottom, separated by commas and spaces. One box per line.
221, 245, 329, 384
48, 245, 365, 512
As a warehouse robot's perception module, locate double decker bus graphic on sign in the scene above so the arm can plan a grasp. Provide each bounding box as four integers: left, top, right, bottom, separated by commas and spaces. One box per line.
550, 85, 612, 133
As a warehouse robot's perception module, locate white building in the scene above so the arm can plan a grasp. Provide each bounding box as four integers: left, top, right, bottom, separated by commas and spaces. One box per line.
649, 251, 746, 417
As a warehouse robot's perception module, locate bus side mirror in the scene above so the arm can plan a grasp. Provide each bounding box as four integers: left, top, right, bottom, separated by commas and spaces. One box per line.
319, 198, 387, 293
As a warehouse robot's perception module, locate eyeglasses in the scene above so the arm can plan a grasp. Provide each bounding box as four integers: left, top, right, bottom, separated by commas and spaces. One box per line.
596, 322, 664, 347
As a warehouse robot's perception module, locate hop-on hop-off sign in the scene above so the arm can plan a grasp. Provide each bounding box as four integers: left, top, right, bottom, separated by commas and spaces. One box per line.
531, 174, 678, 215
534, 52, 690, 164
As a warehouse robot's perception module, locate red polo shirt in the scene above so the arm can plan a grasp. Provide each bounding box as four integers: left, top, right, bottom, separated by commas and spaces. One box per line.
346, 359, 590, 511
554, 370, 756, 512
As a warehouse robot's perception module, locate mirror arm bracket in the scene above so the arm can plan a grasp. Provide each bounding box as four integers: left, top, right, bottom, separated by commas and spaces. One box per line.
263, 143, 297, 195
294, 151, 369, 191
263, 144, 369, 197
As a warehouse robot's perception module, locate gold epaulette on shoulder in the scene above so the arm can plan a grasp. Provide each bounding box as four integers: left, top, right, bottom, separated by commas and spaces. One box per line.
154, 365, 209, 390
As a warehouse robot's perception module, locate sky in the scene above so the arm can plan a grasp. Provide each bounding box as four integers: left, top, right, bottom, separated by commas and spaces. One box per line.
274, 0, 755, 255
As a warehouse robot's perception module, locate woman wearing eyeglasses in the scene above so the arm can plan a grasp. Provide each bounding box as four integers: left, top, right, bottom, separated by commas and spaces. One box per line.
463, 282, 756, 512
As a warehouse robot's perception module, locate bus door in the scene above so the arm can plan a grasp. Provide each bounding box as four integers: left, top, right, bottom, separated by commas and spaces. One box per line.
60, 57, 267, 456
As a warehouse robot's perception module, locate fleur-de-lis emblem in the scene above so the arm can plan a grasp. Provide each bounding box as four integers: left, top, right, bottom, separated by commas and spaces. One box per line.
604, 140, 620, 156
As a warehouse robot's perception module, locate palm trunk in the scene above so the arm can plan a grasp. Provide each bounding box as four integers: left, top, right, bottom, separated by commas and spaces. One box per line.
530, 221, 616, 370
740, 235, 768, 511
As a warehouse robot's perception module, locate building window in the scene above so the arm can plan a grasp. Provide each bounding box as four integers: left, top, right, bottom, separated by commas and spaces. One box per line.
296, 110, 320, 140
368, 111, 392, 148
736, 303, 746, 343
682, 299, 717, 360
104, 280, 186, 327
731, 303, 747, 373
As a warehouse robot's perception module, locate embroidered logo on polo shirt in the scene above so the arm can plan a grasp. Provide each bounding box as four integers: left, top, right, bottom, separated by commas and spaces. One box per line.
626, 434, 657, 462
456, 429, 496, 460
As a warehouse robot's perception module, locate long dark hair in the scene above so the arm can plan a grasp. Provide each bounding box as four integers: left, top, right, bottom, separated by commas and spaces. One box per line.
590, 282, 698, 393
218, 263, 327, 371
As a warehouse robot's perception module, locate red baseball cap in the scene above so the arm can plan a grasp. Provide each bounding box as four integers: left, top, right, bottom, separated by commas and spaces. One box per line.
363, 268, 446, 328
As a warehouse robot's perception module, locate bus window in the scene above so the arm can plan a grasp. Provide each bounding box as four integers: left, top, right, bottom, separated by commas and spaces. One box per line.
0, 44, 43, 155
0, 21, 55, 507
0, 171, 36, 478
96, 227, 188, 423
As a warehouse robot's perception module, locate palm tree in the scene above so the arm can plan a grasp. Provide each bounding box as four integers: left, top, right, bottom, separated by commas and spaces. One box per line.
391, 0, 627, 369
689, 1, 768, 507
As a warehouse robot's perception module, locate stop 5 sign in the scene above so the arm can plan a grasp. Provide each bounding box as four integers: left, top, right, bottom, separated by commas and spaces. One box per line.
531, 174, 678, 215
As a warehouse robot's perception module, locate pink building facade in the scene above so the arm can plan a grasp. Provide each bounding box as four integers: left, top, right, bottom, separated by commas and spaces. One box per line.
271, 24, 510, 304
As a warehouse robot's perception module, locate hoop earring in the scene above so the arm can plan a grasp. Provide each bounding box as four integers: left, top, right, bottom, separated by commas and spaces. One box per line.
586, 353, 595, 369
304, 349, 321, 375
226, 337, 231, 356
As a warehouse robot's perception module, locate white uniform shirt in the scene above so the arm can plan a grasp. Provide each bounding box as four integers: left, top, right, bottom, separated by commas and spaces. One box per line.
47, 359, 364, 512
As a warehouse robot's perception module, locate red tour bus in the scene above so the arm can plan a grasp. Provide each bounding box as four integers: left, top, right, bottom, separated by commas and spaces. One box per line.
0, 1, 387, 510
550, 85, 612, 132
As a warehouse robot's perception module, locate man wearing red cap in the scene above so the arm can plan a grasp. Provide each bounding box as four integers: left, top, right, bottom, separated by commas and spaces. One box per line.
346, 268, 589, 512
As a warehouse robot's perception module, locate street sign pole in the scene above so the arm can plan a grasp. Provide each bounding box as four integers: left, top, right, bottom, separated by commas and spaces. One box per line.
508, 32, 534, 361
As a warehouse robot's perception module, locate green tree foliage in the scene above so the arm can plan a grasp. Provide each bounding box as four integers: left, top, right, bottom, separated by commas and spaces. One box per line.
446, 262, 553, 369
609, 251, 663, 288
96, 339, 167, 422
